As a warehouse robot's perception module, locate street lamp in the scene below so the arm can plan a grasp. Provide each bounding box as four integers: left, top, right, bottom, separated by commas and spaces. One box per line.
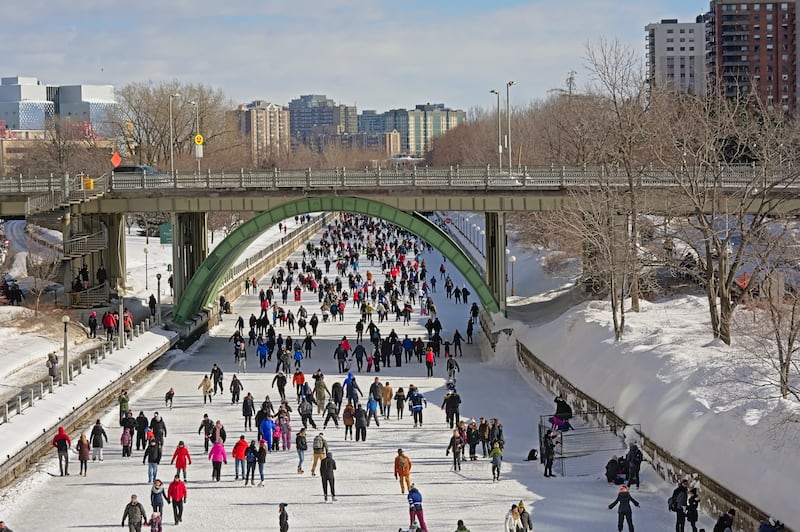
490, 89, 502, 171
190, 100, 201, 176
156, 273, 162, 325
61, 315, 70, 384
472, 223, 478, 245
506, 80, 516, 172
144, 247, 149, 290
509, 255, 517, 296
480, 229, 486, 254
168, 93, 181, 177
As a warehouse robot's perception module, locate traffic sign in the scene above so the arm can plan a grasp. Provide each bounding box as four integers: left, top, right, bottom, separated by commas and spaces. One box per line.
445, 217, 452, 224
110, 151, 122, 167
194, 134, 204, 145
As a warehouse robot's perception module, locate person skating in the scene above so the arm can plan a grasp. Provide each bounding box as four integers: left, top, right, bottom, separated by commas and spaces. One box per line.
150, 479, 166, 515
76, 432, 90, 476
608, 485, 640, 532
256, 439, 268, 486
167, 475, 187, 525
272, 371, 288, 401
244, 439, 258, 485
279, 502, 289, 532
342, 403, 355, 440
626, 442, 644, 488
310, 432, 328, 476
121, 494, 148, 532
242, 392, 255, 431
355, 403, 368, 441
446, 428, 463, 472
230, 374, 243, 404
296, 427, 307, 473
323, 398, 339, 428
52, 426, 71, 476
208, 440, 227, 481
232, 434, 248, 480
198, 413, 214, 452
135, 411, 149, 451
407, 386, 427, 427
686, 487, 700, 532
89, 419, 108, 461
164, 387, 174, 409
489, 441, 503, 481
442, 390, 462, 429
143, 439, 162, 482
394, 448, 413, 494
210, 363, 224, 395
366, 395, 381, 427
518, 501, 533, 531
394, 387, 406, 420
149, 412, 167, 448
320, 451, 337, 501
407, 484, 429, 532
198, 375, 213, 404
170, 440, 192, 480
504, 504, 522, 532
146, 511, 162, 532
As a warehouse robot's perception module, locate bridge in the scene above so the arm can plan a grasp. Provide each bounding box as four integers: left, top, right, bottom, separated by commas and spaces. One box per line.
1, 164, 797, 330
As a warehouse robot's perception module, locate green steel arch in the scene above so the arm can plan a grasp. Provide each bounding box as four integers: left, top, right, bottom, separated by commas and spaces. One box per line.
172, 197, 498, 323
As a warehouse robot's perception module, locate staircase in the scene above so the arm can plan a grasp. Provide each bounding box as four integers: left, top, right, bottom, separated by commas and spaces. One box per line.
71, 283, 110, 308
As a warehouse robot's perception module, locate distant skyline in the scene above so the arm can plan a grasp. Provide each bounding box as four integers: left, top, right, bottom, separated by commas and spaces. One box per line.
2, 0, 707, 112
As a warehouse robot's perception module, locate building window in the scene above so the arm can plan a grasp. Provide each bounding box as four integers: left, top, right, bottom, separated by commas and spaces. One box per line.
781, 2, 788, 9
667, 47, 674, 51
667, 37, 674, 42
754, 3, 761, 9
767, 3, 773, 10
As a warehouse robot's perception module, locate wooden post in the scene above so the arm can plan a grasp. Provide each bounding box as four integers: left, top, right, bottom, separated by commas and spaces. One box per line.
3, 403, 8, 423
29, 388, 35, 407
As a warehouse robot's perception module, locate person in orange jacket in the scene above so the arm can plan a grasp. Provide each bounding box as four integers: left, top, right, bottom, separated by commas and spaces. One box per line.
232, 435, 249, 480
52, 426, 72, 476
170, 440, 192, 480
394, 448, 413, 494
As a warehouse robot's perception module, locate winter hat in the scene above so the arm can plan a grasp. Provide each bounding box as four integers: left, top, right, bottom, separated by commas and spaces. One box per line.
279, 502, 288, 509
91, 311, 96, 317
518, 501, 525, 508
619, 486, 628, 492
259, 439, 266, 444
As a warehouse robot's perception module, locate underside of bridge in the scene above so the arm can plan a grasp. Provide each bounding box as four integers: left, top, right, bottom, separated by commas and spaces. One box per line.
171, 197, 503, 324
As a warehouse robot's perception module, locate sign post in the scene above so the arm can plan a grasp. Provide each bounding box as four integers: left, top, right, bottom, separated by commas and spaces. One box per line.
193, 134, 204, 176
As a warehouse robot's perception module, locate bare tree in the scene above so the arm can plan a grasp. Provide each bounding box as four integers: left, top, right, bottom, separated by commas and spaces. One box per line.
651, 87, 800, 344
25, 247, 63, 316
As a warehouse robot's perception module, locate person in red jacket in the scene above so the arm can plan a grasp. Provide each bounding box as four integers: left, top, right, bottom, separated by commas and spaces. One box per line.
166, 474, 187, 525
170, 441, 192, 481
52, 426, 72, 476
102, 311, 117, 341
232, 435, 248, 480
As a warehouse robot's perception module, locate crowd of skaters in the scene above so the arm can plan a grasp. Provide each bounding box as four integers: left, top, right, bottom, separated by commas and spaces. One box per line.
34, 213, 526, 532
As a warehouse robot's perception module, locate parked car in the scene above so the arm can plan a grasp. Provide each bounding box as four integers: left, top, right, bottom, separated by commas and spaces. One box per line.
111, 165, 171, 187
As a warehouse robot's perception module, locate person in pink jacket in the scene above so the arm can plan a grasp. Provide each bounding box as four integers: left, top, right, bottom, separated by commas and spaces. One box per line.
208, 441, 227, 481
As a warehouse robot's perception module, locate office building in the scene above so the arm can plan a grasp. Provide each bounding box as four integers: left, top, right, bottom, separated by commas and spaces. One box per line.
646, 18, 707, 95
0, 77, 54, 130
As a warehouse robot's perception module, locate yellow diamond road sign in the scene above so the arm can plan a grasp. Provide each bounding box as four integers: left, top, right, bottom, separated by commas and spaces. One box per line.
194, 134, 204, 145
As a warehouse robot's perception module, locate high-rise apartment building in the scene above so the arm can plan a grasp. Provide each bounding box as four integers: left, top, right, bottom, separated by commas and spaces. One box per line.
384, 104, 466, 155
705, 0, 798, 110
646, 18, 707, 95
287, 95, 359, 149
236, 100, 290, 166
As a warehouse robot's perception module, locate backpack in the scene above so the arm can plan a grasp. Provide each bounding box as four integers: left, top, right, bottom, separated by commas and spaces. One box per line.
313, 435, 324, 451
526, 448, 538, 461
667, 488, 680, 512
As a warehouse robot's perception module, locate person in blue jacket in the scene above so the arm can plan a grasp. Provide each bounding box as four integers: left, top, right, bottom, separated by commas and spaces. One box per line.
366, 396, 380, 427
406, 385, 427, 427
344, 372, 362, 405
258, 414, 277, 450
759, 518, 785, 532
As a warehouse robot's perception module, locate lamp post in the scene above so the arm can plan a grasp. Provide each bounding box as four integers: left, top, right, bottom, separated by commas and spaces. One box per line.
472, 224, 478, 246
144, 247, 149, 290
168, 93, 181, 177
509, 255, 517, 296
480, 229, 486, 255
506, 80, 516, 172
156, 273, 162, 325
61, 315, 70, 384
190, 100, 201, 176
490, 89, 502, 171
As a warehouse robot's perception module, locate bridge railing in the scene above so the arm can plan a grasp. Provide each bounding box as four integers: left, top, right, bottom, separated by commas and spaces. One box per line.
0, 164, 792, 194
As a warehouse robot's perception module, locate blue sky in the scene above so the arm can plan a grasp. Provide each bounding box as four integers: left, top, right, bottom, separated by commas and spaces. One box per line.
2, 0, 707, 112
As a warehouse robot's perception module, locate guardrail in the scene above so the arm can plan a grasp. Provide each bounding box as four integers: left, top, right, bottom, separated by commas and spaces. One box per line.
0, 324, 175, 489
63, 227, 107, 258
0, 165, 791, 195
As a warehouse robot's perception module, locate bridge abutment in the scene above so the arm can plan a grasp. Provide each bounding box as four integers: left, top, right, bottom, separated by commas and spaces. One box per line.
171, 212, 208, 302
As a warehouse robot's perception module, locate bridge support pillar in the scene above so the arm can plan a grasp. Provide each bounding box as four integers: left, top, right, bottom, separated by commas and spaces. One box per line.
100, 213, 127, 294
484, 212, 507, 314
172, 212, 208, 305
